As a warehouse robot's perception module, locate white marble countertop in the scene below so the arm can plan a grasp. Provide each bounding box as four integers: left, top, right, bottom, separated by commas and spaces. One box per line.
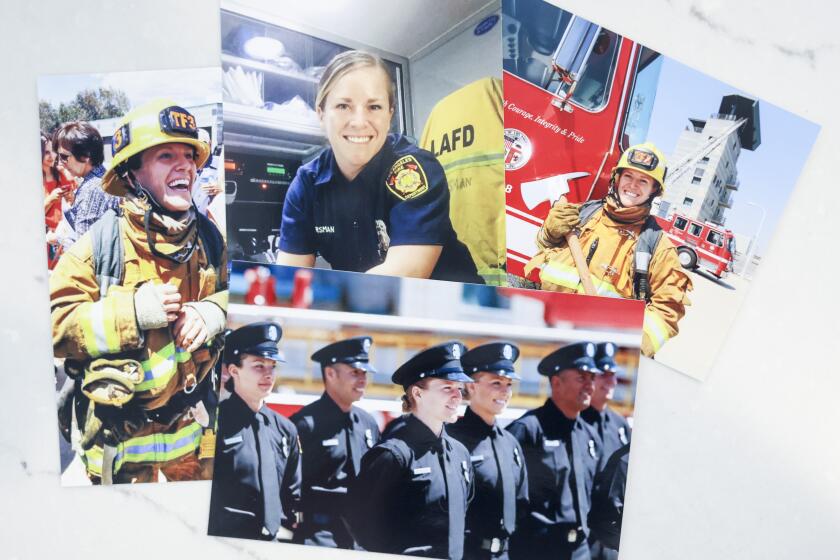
0, 1, 837, 558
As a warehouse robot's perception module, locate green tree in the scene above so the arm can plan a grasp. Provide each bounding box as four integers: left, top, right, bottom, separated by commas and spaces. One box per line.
39, 101, 60, 134
40, 87, 130, 134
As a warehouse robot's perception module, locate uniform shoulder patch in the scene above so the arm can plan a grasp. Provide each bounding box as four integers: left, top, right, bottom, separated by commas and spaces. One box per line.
385, 155, 429, 201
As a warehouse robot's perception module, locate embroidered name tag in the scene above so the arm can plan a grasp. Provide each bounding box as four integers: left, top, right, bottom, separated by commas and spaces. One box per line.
544, 439, 561, 448
322, 438, 339, 447
223, 435, 243, 445
470, 455, 485, 463
413, 467, 432, 475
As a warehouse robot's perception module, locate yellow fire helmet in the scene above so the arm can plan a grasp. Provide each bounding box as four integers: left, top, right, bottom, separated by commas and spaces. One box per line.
610, 142, 668, 193
102, 98, 211, 196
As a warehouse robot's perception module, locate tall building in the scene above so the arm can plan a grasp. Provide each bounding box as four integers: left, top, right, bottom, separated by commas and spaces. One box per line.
655, 95, 760, 225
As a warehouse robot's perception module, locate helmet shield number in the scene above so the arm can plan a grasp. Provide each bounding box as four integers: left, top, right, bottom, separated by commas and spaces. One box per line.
158, 106, 198, 139
112, 124, 131, 156
626, 148, 658, 171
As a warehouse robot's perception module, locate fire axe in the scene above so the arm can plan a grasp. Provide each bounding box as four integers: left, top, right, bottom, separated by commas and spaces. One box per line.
520, 173, 597, 296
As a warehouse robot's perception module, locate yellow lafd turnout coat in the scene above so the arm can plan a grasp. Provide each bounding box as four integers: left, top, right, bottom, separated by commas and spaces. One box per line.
420, 77, 506, 285
537, 203, 692, 356
50, 208, 227, 476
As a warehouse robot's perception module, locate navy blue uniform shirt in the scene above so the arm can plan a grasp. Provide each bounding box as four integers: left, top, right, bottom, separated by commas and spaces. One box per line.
279, 134, 483, 283
290, 393, 381, 548
580, 406, 631, 466
448, 406, 529, 560
506, 399, 602, 560
580, 407, 630, 560
588, 443, 630, 556
208, 392, 301, 541
348, 414, 474, 559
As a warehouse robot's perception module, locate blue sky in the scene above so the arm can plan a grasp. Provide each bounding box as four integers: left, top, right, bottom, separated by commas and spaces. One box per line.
38, 67, 221, 111
645, 57, 820, 256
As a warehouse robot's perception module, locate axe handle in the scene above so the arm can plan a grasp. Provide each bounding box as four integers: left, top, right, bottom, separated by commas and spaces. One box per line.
559, 195, 597, 296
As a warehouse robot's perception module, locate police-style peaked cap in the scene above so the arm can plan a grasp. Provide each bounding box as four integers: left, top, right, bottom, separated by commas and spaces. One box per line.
392, 341, 474, 388
311, 336, 376, 373
224, 321, 285, 364
460, 342, 521, 380
595, 342, 623, 374
537, 341, 601, 376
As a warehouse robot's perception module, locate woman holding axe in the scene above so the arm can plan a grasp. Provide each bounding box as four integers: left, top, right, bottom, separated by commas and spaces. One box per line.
525, 143, 692, 356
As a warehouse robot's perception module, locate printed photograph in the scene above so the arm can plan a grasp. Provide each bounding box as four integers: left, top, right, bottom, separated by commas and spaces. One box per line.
209, 263, 642, 559
38, 67, 228, 485
221, 0, 507, 284
501, 0, 820, 379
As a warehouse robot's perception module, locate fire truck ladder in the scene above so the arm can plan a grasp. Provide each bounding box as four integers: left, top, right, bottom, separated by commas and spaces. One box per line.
664, 117, 747, 188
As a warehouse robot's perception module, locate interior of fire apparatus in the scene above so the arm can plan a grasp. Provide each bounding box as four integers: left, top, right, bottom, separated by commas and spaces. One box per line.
220, 0, 500, 265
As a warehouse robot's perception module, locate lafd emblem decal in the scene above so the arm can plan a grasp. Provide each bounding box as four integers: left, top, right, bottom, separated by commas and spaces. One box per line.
504, 128, 532, 171
386, 155, 428, 201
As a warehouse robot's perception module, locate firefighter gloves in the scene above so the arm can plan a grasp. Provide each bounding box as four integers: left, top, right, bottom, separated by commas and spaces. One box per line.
538, 202, 581, 249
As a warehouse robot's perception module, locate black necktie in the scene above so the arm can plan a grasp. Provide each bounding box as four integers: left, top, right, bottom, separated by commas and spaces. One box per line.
491, 430, 515, 535
566, 424, 588, 533
256, 412, 282, 537
439, 440, 464, 559
345, 415, 361, 477
597, 413, 605, 442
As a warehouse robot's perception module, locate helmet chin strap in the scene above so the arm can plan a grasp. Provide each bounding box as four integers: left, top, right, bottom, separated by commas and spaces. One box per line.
122, 171, 198, 264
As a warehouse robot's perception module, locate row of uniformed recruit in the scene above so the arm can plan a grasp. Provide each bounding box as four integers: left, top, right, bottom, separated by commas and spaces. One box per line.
209, 322, 632, 560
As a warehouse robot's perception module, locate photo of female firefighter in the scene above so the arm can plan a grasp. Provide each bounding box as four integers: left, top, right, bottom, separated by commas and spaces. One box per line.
524, 143, 692, 357
348, 342, 475, 559
50, 99, 227, 483
276, 50, 482, 284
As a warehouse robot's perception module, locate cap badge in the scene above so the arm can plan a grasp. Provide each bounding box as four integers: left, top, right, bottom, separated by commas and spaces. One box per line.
363, 338, 371, 353
605, 343, 615, 356
503, 344, 513, 360
268, 326, 278, 341
585, 342, 595, 356
452, 344, 461, 360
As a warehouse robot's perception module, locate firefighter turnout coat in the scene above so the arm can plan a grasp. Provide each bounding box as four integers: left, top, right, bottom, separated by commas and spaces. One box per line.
535, 199, 692, 356
50, 203, 227, 478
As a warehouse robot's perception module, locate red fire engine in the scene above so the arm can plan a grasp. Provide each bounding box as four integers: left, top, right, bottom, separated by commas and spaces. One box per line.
503, 1, 664, 282
655, 213, 735, 278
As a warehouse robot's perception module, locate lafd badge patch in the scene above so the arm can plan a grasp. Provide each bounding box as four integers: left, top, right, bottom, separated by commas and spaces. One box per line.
386, 155, 428, 201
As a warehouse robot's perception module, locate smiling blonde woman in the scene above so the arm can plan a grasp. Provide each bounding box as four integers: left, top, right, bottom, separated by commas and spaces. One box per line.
276, 50, 482, 283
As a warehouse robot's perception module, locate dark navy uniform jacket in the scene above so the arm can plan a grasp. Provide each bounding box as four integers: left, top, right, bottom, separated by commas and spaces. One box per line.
588, 443, 630, 555
289, 393, 381, 548
208, 392, 301, 540
580, 407, 630, 560
580, 406, 631, 465
279, 134, 483, 284
506, 399, 602, 560
348, 414, 474, 559
448, 407, 529, 560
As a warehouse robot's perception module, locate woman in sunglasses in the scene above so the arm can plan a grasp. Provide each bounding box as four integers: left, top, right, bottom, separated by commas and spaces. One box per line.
53, 120, 120, 240
525, 142, 693, 358
275, 50, 482, 284
348, 342, 474, 559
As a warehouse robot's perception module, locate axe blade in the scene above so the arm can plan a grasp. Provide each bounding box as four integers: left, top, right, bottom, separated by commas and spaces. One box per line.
520, 172, 589, 210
